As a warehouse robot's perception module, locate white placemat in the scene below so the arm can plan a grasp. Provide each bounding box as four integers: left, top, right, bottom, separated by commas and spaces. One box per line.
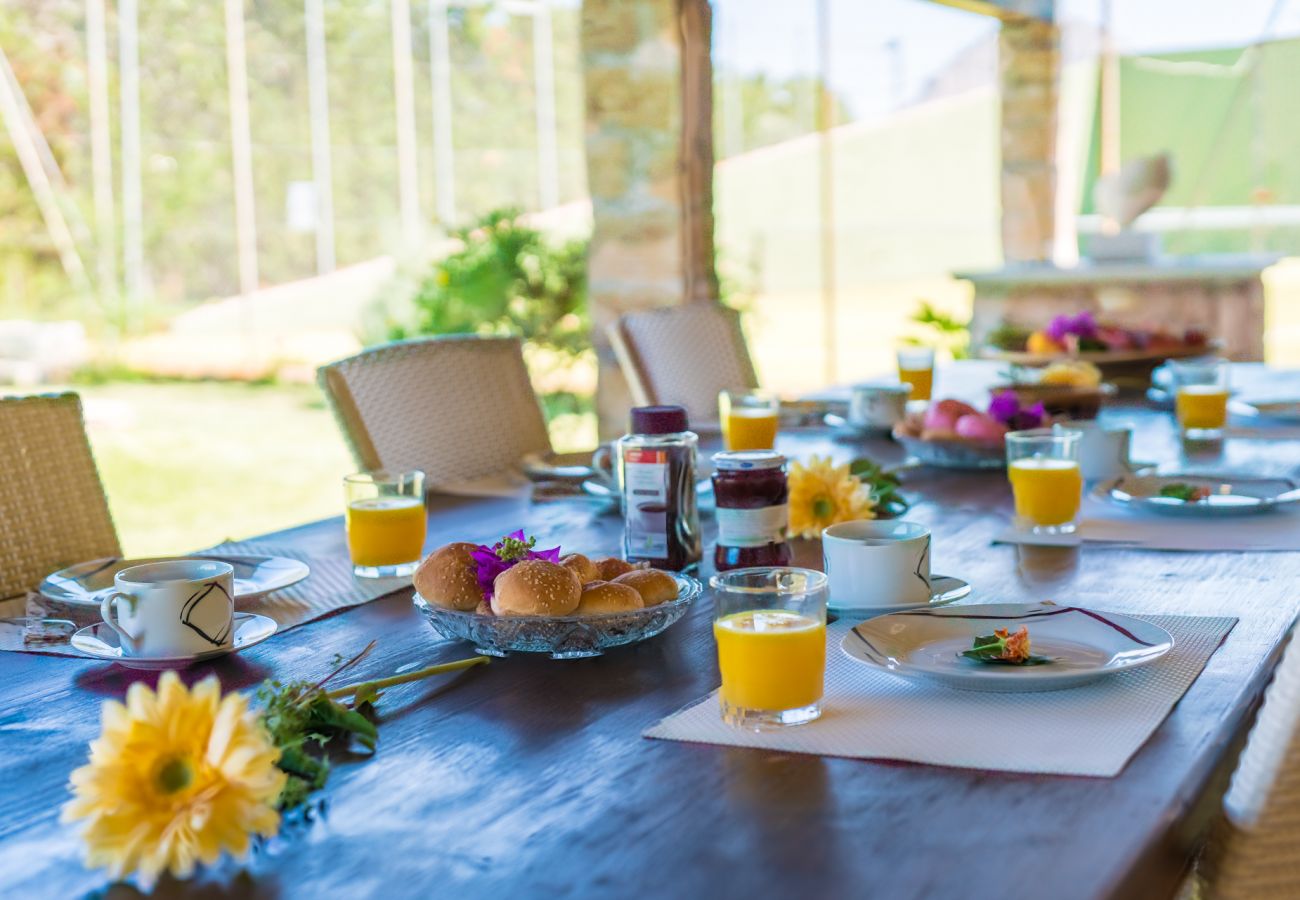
645, 613, 1236, 777
0, 540, 409, 656
995, 498, 1300, 552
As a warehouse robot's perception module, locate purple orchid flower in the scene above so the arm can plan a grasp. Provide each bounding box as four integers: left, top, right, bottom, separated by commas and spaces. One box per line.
1044, 314, 1073, 344
988, 393, 1046, 431
988, 390, 1021, 425
470, 530, 562, 601
1067, 311, 1098, 340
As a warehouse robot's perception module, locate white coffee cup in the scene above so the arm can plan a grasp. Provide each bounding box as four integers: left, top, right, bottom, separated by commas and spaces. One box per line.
848, 383, 911, 430
100, 559, 235, 658
822, 520, 932, 610
1056, 420, 1132, 481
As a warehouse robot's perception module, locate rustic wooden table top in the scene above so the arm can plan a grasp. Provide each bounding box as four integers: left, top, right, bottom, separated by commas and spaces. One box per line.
5, 383, 1300, 899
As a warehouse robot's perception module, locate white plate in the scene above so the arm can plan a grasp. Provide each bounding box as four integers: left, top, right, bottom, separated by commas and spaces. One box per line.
70, 613, 278, 670
828, 574, 971, 617
841, 602, 1173, 692
1243, 400, 1300, 422
1095, 473, 1300, 517
41, 555, 309, 607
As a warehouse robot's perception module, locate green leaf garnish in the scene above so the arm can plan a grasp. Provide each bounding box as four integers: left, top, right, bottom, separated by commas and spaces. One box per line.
959, 631, 1053, 666
1158, 483, 1207, 502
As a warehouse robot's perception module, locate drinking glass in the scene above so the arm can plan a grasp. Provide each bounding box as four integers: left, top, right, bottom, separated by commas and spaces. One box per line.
1170, 357, 1230, 438
344, 470, 426, 578
710, 567, 828, 730
896, 346, 935, 402
1006, 428, 1083, 535
718, 389, 780, 451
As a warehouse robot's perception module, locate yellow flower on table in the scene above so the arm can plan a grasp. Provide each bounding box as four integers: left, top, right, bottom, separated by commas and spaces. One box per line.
62, 671, 286, 890
788, 455, 876, 539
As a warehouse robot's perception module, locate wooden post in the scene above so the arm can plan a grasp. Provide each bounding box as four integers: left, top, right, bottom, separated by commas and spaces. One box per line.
391, 0, 421, 244
305, 0, 337, 274
224, 0, 259, 295
428, 0, 456, 226
119, 0, 144, 320
85, 0, 116, 300
998, 14, 1059, 263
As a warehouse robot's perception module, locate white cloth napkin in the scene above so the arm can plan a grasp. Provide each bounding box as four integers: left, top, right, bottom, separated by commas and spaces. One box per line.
645, 614, 1235, 777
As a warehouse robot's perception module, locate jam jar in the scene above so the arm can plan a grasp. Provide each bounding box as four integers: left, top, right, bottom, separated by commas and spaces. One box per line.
711, 450, 792, 571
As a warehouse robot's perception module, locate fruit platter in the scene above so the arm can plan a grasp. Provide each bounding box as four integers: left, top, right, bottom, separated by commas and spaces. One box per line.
988, 360, 1117, 420
892, 393, 1048, 470
981, 312, 1214, 387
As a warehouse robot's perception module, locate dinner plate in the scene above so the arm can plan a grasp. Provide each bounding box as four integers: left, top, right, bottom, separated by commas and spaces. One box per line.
1242, 399, 1300, 422
841, 603, 1173, 692
70, 613, 278, 670
41, 555, 309, 608
828, 574, 971, 617
823, 413, 893, 441
1094, 472, 1300, 517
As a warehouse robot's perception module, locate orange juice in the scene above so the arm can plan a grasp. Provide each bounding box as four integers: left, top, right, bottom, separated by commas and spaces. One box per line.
723, 408, 779, 450
898, 366, 933, 402
714, 610, 825, 711
1008, 457, 1082, 526
1176, 385, 1229, 430
346, 496, 426, 567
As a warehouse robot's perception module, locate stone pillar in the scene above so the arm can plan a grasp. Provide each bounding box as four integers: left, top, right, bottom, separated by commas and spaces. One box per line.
582, 0, 717, 437
998, 15, 1059, 263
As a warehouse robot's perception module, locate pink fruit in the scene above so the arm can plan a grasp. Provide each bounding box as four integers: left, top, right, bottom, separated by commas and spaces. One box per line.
954, 413, 1008, 444
922, 399, 978, 433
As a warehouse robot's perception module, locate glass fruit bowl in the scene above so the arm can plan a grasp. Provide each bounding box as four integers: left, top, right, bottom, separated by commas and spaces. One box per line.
413, 572, 703, 659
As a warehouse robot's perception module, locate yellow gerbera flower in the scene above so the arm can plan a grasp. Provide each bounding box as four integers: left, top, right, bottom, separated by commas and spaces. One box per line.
788, 455, 876, 538
63, 672, 286, 890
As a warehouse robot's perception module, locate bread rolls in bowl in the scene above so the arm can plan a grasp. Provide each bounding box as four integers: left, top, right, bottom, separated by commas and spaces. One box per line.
595, 557, 637, 580
413, 542, 484, 611
613, 568, 679, 606
575, 580, 644, 615
491, 559, 582, 616
560, 553, 600, 585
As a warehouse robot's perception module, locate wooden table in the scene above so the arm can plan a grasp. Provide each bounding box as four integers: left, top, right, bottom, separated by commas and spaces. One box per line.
5, 390, 1300, 898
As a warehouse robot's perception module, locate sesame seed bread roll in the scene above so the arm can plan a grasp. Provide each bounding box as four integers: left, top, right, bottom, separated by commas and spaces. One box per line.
560, 553, 600, 585
612, 569, 678, 607
413, 542, 484, 611
575, 581, 644, 615
594, 557, 637, 581
491, 559, 582, 616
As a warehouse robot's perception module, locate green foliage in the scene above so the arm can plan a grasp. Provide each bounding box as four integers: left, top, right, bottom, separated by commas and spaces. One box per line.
390, 209, 589, 361
961, 633, 1052, 666
907, 300, 971, 360
847, 457, 910, 519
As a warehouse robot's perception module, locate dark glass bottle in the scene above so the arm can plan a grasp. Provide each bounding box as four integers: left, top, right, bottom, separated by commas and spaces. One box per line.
617, 405, 701, 570
712, 450, 792, 572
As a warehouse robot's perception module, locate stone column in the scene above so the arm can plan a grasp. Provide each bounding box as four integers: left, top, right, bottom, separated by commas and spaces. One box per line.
582, 0, 717, 436
998, 15, 1059, 263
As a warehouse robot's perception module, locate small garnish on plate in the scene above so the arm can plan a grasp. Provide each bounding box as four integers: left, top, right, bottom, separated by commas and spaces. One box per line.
960, 626, 1052, 666
1158, 483, 1211, 502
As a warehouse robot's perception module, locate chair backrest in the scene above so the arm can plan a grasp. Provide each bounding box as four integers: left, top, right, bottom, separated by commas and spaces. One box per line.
611, 302, 758, 426
1205, 630, 1300, 898
318, 336, 552, 486
0, 393, 120, 601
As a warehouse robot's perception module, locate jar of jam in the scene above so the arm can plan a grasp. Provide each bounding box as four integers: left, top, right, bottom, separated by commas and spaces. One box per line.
711, 450, 792, 571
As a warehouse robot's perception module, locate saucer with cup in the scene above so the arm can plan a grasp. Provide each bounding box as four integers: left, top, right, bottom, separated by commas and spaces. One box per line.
822, 520, 971, 617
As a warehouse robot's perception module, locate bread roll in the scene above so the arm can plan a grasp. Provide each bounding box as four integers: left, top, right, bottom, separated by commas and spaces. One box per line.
594, 557, 637, 580
575, 580, 644, 615
413, 542, 484, 611
560, 553, 600, 585
613, 569, 678, 606
491, 559, 582, 616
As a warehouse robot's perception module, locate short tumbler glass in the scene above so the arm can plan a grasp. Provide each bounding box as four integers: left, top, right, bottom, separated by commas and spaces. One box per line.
896, 345, 935, 402
1006, 428, 1083, 536
1171, 357, 1230, 438
344, 469, 426, 578
710, 567, 828, 730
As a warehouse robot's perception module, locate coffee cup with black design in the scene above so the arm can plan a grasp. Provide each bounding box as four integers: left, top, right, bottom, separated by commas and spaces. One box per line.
822, 520, 932, 610
100, 560, 235, 657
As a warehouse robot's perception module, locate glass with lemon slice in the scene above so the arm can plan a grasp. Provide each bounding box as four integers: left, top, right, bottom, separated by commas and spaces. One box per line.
1006, 427, 1083, 535
710, 567, 828, 730
344, 470, 426, 578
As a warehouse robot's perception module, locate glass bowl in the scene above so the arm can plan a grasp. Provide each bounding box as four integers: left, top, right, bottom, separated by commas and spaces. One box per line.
893, 434, 1005, 470
413, 572, 703, 659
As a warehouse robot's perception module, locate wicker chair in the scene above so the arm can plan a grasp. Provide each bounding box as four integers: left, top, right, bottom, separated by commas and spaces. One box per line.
610, 302, 758, 426
0, 393, 120, 602
318, 336, 552, 488
1201, 630, 1300, 898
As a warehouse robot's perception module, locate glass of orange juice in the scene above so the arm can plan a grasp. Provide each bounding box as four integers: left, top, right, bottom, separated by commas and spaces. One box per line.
896, 345, 935, 402
719, 389, 780, 450
1006, 428, 1083, 535
710, 567, 827, 730
1170, 357, 1230, 438
344, 470, 426, 578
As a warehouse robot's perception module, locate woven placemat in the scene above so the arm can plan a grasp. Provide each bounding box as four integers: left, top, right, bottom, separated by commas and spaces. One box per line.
645, 613, 1236, 777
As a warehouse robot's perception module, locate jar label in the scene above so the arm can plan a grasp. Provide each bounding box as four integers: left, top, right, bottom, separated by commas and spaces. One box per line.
716, 504, 788, 548
624, 450, 669, 558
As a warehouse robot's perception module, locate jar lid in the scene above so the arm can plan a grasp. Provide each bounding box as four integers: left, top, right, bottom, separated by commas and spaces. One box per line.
713, 450, 785, 470
630, 405, 689, 435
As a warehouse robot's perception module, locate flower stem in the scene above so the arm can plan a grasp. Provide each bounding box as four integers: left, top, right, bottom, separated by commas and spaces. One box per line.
324, 655, 490, 700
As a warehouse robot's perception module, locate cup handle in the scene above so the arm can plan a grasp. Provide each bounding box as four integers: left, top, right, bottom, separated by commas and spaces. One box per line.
100, 591, 137, 653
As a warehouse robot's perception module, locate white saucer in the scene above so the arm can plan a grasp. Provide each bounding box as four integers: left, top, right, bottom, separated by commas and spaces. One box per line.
70, 613, 278, 670
42, 555, 309, 608
828, 574, 971, 618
